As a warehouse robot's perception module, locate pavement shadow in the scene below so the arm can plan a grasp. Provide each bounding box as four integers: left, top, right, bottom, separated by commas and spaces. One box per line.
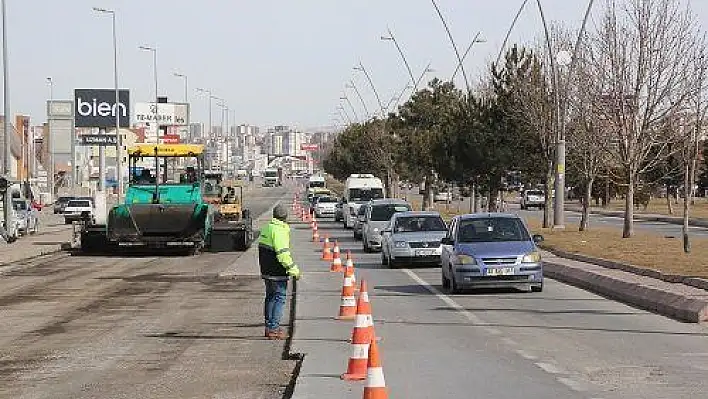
374, 284, 436, 296
144, 332, 267, 341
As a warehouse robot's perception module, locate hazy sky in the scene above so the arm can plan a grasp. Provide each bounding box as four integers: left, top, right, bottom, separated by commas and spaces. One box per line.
4, 0, 708, 130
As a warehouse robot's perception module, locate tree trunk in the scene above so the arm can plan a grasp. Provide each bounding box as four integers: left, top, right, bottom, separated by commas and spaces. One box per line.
603, 177, 610, 207
421, 176, 430, 211
543, 168, 554, 229
623, 174, 635, 238
469, 183, 476, 213
666, 184, 673, 215
683, 162, 692, 253
473, 182, 480, 213
580, 178, 594, 232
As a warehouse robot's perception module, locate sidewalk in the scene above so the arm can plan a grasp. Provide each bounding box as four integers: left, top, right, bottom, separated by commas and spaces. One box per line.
0, 212, 72, 268
543, 252, 708, 323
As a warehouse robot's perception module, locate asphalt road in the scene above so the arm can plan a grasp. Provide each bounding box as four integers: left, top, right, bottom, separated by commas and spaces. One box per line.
293, 218, 708, 399
0, 185, 295, 399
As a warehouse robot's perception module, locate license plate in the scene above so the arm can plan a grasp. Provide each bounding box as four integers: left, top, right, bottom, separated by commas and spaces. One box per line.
415, 249, 436, 256
485, 267, 515, 276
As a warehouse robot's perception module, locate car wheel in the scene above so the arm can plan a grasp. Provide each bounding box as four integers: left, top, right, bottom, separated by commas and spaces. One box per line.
364, 241, 371, 253
449, 269, 461, 294
389, 257, 399, 269
531, 283, 543, 293
441, 270, 450, 289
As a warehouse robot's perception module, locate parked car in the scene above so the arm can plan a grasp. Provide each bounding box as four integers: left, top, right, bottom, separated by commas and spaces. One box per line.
334, 199, 344, 222
362, 199, 412, 252
12, 199, 39, 235
520, 189, 545, 210
353, 204, 370, 240
53, 196, 75, 214
441, 213, 544, 294
313, 195, 338, 218
381, 211, 448, 268
434, 190, 453, 203
63, 199, 94, 224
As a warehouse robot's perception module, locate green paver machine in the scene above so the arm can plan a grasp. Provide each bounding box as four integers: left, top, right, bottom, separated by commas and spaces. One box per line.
80, 144, 251, 253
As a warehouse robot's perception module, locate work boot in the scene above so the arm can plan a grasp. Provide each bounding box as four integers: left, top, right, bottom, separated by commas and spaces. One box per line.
273, 328, 289, 340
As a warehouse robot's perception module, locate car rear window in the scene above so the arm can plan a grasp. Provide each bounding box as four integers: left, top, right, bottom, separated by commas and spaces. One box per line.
526, 190, 544, 196
457, 217, 531, 243
68, 200, 91, 208
394, 216, 447, 232
370, 203, 412, 221
318, 197, 338, 203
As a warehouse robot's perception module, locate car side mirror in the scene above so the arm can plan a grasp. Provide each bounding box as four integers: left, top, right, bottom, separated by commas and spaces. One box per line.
532, 234, 544, 244
441, 237, 454, 245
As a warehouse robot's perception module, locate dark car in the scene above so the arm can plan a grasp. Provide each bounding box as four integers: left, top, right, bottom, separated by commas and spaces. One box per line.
53, 196, 75, 214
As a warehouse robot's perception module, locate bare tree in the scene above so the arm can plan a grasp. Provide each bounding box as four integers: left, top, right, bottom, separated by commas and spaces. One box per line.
586, 0, 703, 237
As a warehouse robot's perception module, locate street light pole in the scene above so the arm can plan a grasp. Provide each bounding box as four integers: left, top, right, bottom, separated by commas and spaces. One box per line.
430, 0, 470, 92
340, 94, 359, 123
94, 7, 123, 200
46, 78, 54, 201
139, 46, 158, 144
381, 28, 418, 90
345, 81, 370, 118
196, 88, 213, 142
173, 73, 189, 141
354, 62, 385, 117
1, 0, 9, 180
451, 32, 486, 81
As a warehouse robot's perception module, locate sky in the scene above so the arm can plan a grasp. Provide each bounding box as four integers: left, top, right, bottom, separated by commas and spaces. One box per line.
4, 0, 708, 130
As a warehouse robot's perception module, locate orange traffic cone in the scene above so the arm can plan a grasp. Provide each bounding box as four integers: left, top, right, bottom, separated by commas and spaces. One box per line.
322, 240, 333, 261
345, 250, 357, 287
332, 240, 341, 260
310, 216, 317, 230
362, 337, 388, 399
312, 225, 320, 242
331, 246, 344, 272
342, 281, 373, 381
322, 234, 331, 250
336, 268, 357, 320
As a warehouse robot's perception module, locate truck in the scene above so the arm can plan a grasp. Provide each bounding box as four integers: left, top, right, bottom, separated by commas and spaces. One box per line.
263, 167, 282, 187
341, 174, 385, 229
78, 144, 253, 253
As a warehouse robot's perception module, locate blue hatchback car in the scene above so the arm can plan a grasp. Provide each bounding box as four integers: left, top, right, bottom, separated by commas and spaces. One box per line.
441, 213, 544, 293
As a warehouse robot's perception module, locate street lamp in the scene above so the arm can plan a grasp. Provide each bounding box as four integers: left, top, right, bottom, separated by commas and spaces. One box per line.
173, 72, 189, 143
337, 105, 352, 125
139, 46, 158, 144
340, 94, 359, 122
430, 0, 470, 92
381, 28, 418, 91
195, 88, 213, 142
345, 81, 370, 118
93, 7, 124, 199
354, 63, 386, 117
451, 32, 486, 81
1, 0, 9, 180
46, 77, 54, 201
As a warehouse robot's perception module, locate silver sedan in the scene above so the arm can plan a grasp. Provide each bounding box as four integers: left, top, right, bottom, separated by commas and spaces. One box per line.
381, 211, 448, 268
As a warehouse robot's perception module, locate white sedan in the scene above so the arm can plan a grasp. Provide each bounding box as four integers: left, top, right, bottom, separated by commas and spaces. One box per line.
314, 196, 339, 218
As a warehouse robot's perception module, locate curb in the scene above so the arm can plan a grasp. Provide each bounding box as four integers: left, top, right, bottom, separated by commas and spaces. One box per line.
543, 260, 708, 323
543, 247, 708, 292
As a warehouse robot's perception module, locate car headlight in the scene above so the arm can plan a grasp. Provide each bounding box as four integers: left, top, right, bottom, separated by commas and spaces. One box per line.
454, 254, 477, 265
394, 241, 408, 248
522, 251, 541, 263
373, 228, 380, 233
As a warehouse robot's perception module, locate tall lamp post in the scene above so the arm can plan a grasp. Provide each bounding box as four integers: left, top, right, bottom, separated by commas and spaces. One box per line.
340, 94, 359, 123
381, 28, 418, 91
1, 0, 9, 179
195, 88, 213, 142
46, 77, 54, 201
353, 62, 386, 117
173, 72, 189, 142
93, 7, 123, 199
345, 81, 370, 119
139, 46, 158, 146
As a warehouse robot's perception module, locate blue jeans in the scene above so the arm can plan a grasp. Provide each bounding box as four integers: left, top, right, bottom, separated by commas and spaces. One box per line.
264, 279, 288, 331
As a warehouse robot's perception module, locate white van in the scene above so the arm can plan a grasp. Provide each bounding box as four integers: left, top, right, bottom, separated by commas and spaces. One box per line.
307, 175, 326, 198
342, 174, 385, 229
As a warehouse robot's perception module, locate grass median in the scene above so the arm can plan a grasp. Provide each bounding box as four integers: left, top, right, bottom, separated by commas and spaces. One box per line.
577, 197, 708, 220
525, 218, 708, 279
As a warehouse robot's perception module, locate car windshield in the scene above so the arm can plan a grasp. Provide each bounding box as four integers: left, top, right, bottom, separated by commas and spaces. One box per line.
370, 204, 412, 222
309, 181, 325, 188
349, 188, 384, 202
317, 197, 338, 203
58, 197, 73, 203
68, 200, 91, 208
457, 217, 531, 243
526, 190, 544, 196
357, 205, 369, 216
394, 216, 446, 232
12, 201, 27, 211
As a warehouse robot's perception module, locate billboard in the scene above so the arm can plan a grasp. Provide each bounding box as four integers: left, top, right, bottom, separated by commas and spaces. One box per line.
160, 134, 180, 144
74, 89, 130, 128
135, 102, 189, 126
301, 143, 319, 151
